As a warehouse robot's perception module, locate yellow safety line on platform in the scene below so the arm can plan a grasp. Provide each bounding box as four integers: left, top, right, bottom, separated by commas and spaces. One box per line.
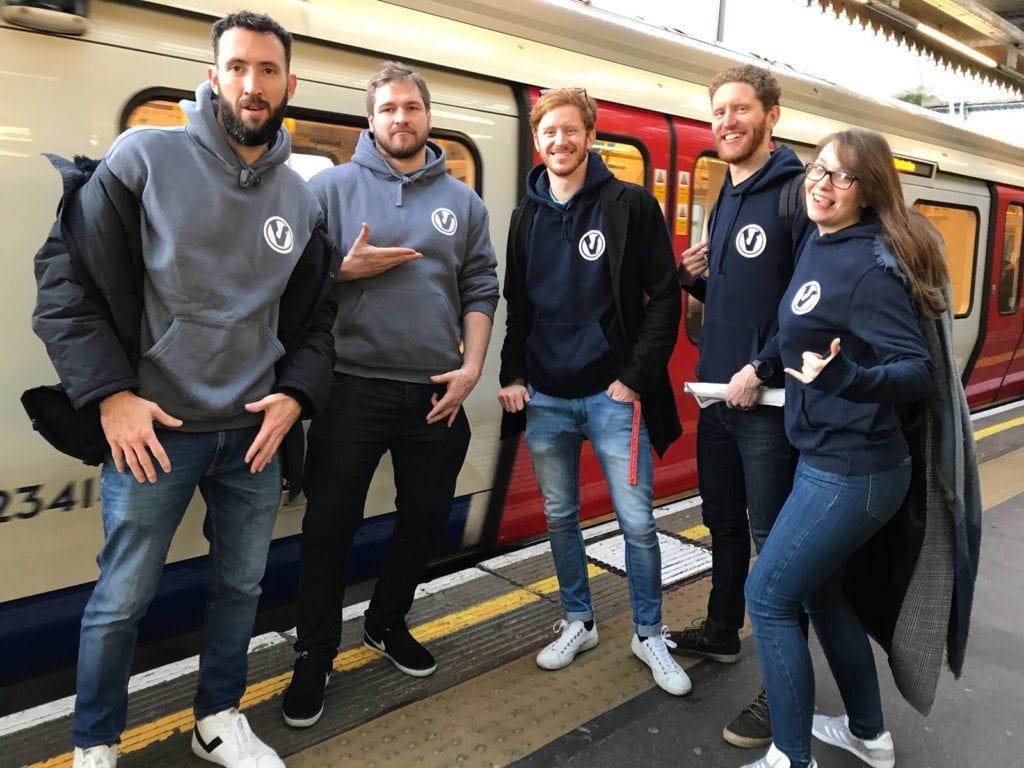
974, 415, 1024, 441
678, 523, 710, 540
29, 564, 608, 768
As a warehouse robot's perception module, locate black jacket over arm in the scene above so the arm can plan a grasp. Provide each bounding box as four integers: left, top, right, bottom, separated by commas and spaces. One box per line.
499, 177, 682, 457
26, 155, 339, 495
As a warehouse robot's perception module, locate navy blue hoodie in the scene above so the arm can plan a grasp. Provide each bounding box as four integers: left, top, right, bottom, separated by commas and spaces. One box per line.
693, 146, 811, 385
523, 152, 628, 397
779, 220, 934, 474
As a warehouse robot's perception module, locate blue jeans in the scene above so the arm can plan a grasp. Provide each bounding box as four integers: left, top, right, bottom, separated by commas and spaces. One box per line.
697, 402, 796, 632
73, 427, 281, 748
525, 389, 661, 636
745, 458, 911, 767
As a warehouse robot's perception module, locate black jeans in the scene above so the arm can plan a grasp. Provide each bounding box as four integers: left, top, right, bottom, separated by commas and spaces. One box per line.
697, 402, 797, 633
294, 374, 471, 655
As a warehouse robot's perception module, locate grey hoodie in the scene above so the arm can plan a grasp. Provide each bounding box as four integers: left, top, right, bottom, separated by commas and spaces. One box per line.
103, 81, 323, 429
310, 130, 498, 382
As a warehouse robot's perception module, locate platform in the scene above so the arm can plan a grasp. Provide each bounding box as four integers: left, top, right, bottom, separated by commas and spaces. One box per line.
3, 402, 1023, 768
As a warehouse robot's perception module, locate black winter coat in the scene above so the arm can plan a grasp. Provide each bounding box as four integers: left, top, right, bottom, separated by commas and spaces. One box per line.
25, 155, 340, 497
499, 176, 682, 457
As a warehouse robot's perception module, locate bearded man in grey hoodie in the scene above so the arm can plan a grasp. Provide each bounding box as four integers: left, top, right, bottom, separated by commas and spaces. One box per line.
282, 62, 499, 729
31, 12, 338, 768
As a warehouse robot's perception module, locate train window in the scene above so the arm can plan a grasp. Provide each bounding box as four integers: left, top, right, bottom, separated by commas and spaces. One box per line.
593, 138, 645, 185
124, 99, 478, 187
684, 154, 730, 344
998, 204, 1023, 315
913, 202, 978, 318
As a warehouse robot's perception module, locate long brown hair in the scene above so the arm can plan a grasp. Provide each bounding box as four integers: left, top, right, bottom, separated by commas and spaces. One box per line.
819, 129, 949, 316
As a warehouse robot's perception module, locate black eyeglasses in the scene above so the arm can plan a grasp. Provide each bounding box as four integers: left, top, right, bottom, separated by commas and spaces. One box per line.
804, 162, 858, 190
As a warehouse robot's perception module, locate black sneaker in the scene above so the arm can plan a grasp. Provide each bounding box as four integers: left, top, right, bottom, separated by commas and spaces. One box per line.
282, 650, 332, 728
667, 618, 741, 663
363, 623, 437, 677
722, 685, 772, 748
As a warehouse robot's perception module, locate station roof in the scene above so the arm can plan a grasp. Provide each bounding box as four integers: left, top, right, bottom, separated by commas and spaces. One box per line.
813, 0, 1024, 95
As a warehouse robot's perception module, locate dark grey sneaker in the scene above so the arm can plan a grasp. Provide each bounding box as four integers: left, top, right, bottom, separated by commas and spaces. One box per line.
667, 618, 741, 663
723, 686, 772, 749
282, 651, 332, 728
364, 623, 437, 677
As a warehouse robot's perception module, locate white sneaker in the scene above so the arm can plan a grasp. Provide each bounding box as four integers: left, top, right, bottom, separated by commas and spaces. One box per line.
741, 742, 819, 768
630, 626, 692, 696
812, 713, 895, 768
73, 745, 117, 768
191, 708, 284, 768
535, 619, 599, 670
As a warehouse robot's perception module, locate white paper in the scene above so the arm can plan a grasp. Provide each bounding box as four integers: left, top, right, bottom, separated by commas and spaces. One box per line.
683, 382, 785, 408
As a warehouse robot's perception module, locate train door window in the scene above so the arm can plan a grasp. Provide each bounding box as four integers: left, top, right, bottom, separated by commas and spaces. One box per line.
684, 154, 729, 344
124, 98, 478, 187
913, 202, 978, 318
593, 137, 646, 185
998, 204, 1023, 315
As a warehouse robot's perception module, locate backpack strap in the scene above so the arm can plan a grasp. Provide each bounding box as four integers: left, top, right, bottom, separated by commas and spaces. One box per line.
778, 172, 804, 232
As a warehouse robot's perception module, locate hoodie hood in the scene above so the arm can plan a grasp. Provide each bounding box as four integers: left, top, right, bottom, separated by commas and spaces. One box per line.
812, 218, 878, 248
181, 81, 292, 189
351, 129, 447, 206
525, 150, 614, 209
721, 144, 805, 198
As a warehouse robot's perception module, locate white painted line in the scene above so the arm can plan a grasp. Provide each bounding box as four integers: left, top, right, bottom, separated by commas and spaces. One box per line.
972, 399, 1024, 420
478, 495, 703, 571
0, 495, 704, 736
0, 632, 289, 738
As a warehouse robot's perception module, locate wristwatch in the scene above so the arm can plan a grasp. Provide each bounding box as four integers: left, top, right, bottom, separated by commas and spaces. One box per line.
751, 359, 774, 382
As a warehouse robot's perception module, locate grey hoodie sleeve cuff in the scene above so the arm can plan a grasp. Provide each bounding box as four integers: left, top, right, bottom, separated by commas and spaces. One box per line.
461, 299, 497, 319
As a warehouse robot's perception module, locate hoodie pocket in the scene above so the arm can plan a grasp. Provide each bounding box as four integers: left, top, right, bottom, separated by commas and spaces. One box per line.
338, 287, 461, 372
792, 386, 828, 452
142, 315, 285, 419
696, 320, 760, 380
526, 319, 624, 387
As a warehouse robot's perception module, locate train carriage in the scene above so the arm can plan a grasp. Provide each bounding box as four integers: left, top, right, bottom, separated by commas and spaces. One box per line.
1, 0, 1022, 692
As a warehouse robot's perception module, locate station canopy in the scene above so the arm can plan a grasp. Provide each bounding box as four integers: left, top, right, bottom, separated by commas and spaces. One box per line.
812, 0, 1024, 94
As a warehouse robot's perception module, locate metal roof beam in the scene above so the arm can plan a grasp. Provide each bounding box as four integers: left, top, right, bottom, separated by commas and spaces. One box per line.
810, 0, 1024, 95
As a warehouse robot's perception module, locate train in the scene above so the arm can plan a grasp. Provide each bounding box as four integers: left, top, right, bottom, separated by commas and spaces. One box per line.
2, 0, 1023, 690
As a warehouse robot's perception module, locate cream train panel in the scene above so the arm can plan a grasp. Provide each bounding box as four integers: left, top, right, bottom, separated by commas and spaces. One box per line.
0, 10, 518, 601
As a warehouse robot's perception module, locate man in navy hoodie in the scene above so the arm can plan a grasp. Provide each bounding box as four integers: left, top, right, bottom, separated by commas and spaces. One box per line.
669, 65, 813, 749
498, 88, 687, 696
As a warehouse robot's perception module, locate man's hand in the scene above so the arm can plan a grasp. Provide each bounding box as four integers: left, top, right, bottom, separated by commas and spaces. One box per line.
785, 338, 841, 384
678, 240, 709, 288
498, 380, 530, 413
606, 379, 639, 402
99, 390, 183, 483
244, 393, 302, 473
725, 364, 761, 410
338, 222, 422, 281
427, 365, 481, 426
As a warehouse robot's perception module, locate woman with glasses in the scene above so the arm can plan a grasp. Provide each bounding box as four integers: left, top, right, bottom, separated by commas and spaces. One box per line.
740, 129, 950, 768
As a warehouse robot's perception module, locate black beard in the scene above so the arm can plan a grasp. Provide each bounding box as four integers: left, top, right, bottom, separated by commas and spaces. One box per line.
219, 96, 288, 148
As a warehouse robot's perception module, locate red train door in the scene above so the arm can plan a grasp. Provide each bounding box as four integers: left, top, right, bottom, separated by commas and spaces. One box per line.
991, 191, 1024, 403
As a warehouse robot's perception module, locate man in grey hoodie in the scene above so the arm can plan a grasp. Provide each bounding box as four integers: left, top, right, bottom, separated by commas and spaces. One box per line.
282, 62, 499, 728
31, 12, 337, 768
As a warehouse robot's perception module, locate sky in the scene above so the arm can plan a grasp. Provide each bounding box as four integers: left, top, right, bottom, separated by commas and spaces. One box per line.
589, 0, 1020, 141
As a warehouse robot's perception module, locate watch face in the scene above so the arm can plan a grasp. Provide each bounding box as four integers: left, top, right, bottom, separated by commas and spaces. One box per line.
754, 360, 773, 381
